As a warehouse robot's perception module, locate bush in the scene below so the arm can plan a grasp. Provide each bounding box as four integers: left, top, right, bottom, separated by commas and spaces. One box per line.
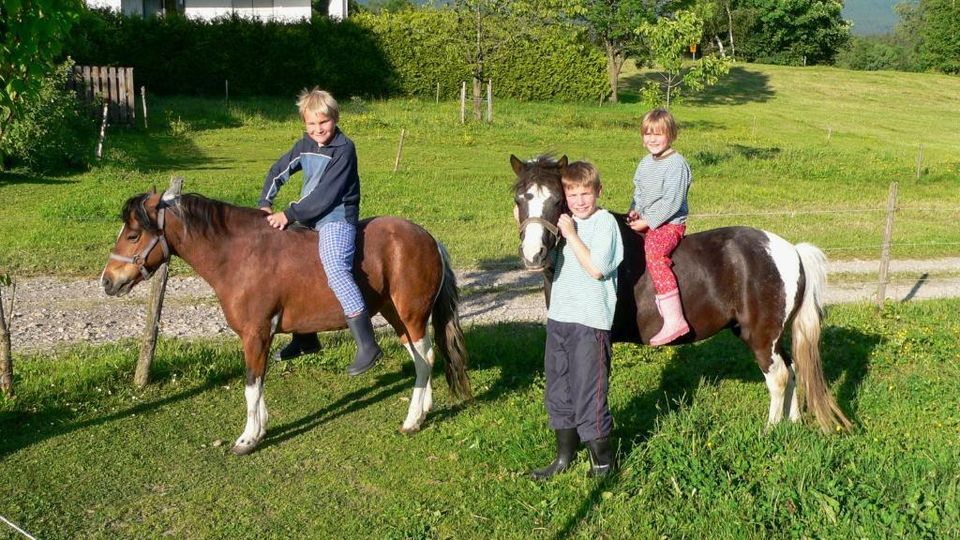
1, 60, 97, 173
836, 35, 913, 72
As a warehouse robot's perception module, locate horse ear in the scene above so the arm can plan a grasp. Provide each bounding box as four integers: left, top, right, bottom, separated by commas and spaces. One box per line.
148, 185, 157, 195
558, 155, 568, 168
510, 154, 524, 176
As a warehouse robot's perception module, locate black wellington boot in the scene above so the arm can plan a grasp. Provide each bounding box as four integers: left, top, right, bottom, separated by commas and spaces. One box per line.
586, 437, 615, 478
345, 311, 383, 376
529, 428, 580, 481
274, 333, 321, 361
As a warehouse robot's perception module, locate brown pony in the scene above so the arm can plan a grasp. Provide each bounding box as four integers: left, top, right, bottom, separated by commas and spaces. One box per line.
101, 189, 472, 455
511, 155, 851, 434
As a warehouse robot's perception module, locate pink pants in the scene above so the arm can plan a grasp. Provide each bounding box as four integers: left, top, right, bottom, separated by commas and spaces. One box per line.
644, 223, 686, 294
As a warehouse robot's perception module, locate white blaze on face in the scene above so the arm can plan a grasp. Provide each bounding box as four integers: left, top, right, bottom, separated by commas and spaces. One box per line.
520, 184, 554, 263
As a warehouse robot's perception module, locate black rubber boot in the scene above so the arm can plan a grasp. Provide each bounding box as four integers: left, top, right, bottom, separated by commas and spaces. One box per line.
274, 333, 321, 361
529, 428, 580, 481
586, 437, 615, 478
345, 311, 383, 376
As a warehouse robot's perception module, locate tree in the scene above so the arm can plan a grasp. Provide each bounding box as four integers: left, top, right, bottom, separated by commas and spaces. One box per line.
898, 0, 960, 74
0, 0, 82, 148
731, 0, 850, 65
638, 9, 732, 107
452, 0, 580, 119
578, 0, 656, 103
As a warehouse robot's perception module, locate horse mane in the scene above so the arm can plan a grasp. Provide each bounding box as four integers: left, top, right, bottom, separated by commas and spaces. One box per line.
511, 154, 564, 195
123, 192, 265, 237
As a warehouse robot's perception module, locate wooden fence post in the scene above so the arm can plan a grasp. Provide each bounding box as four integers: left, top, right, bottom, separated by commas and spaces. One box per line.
96, 102, 109, 159
460, 81, 466, 125
916, 144, 924, 181
876, 181, 898, 308
0, 280, 14, 398
436, 82, 440, 104
141, 86, 148, 129
393, 128, 406, 173
486, 79, 492, 123
135, 176, 183, 387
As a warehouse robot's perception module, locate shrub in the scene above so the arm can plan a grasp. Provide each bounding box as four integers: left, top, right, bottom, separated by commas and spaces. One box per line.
1, 60, 97, 173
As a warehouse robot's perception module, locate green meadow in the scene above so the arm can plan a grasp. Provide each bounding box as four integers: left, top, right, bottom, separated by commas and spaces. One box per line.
1, 63, 958, 275
1, 63, 959, 538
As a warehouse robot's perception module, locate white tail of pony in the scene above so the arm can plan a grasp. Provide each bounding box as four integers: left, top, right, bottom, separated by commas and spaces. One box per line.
792, 243, 852, 433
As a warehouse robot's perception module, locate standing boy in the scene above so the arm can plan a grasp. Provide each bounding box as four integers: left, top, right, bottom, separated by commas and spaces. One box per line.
530, 161, 624, 480
259, 88, 382, 376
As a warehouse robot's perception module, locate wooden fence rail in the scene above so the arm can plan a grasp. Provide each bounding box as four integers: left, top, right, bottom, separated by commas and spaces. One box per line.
68, 66, 136, 125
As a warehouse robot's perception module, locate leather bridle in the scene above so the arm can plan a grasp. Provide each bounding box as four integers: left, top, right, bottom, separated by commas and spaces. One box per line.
109, 198, 170, 280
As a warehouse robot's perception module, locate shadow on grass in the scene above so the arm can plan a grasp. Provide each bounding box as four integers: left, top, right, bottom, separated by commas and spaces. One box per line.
0, 171, 79, 187
0, 363, 244, 460
618, 66, 774, 106
553, 324, 880, 538
259, 371, 409, 451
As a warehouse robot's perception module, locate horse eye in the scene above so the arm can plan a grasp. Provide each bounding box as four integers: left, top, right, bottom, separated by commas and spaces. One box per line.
126, 232, 141, 242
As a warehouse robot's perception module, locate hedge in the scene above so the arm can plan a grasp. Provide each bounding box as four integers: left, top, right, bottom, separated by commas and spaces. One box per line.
63, 8, 606, 101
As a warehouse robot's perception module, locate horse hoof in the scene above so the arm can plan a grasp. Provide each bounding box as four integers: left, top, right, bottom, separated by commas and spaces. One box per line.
230, 443, 257, 456
399, 425, 421, 435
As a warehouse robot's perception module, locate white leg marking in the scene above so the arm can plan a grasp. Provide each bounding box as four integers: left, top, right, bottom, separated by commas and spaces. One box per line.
763, 351, 790, 427
400, 337, 433, 433
520, 185, 555, 263
786, 364, 801, 422
234, 377, 264, 452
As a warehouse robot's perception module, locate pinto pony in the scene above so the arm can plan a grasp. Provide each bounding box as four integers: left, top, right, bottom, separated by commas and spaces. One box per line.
102, 189, 472, 455
511, 155, 851, 433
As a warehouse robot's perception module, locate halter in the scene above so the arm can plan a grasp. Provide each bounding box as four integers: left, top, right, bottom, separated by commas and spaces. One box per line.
109, 198, 170, 280
518, 216, 560, 242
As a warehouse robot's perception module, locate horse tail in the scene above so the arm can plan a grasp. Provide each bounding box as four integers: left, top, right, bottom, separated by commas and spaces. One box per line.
792, 243, 852, 434
431, 242, 473, 401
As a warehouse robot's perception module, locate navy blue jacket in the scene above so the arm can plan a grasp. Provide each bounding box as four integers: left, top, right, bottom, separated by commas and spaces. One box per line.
258, 128, 360, 228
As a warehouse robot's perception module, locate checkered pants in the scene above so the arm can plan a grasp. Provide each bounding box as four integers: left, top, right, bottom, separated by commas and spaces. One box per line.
644, 223, 686, 294
319, 221, 366, 316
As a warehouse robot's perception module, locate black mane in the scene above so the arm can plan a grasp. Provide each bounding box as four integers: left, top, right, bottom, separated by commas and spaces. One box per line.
511, 154, 564, 196
122, 192, 264, 237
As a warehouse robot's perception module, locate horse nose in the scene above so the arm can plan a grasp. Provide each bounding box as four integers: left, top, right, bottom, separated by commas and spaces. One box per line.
101, 275, 116, 296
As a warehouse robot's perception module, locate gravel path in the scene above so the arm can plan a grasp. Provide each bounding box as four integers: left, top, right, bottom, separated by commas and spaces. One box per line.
5, 257, 959, 354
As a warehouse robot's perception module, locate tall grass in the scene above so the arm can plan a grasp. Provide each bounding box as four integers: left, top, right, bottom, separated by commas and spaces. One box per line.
1, 64, 958, 275
1, 300, 959, 537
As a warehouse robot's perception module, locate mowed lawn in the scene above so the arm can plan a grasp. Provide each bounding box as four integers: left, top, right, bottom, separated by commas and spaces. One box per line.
1, 300, 959, 537
0, 63, 959, 275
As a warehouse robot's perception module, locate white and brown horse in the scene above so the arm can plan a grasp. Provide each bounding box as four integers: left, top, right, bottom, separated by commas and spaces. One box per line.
511, 155, 851, 433
102, 189, 472, 454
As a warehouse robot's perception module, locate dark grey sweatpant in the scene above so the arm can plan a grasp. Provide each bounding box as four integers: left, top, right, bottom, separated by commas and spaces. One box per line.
543, 319, 613, 442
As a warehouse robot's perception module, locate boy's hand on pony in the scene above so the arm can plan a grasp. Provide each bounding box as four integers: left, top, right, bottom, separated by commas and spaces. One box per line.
557, 214, 577, 238
266, 211, 289, 230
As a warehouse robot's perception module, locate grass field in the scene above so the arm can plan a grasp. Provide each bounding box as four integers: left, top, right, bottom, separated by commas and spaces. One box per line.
0, 63, 958, 275
2, 63, 960, 538
1, 300, 959, 537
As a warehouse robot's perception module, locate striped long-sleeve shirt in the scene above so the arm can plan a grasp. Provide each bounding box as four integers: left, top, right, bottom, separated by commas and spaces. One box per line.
630, 152, 692, 229
547, 209, 624, 331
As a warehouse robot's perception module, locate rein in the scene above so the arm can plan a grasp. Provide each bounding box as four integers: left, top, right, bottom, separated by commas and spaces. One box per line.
109, 199, 170, 280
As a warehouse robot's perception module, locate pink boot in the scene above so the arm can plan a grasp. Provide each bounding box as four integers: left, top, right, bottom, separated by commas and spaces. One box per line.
650, 290, 690, 346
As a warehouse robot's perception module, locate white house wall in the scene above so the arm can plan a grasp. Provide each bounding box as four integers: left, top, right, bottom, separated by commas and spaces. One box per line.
184, 0, 310, 22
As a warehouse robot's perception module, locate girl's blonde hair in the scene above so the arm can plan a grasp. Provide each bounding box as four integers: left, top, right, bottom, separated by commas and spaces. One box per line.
297, 87, 339, 122
561, 161, 602, 194
641, 108, 678, 143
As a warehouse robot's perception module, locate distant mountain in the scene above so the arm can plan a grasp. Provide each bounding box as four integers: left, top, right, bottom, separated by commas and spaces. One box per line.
843, 0, 904, 35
